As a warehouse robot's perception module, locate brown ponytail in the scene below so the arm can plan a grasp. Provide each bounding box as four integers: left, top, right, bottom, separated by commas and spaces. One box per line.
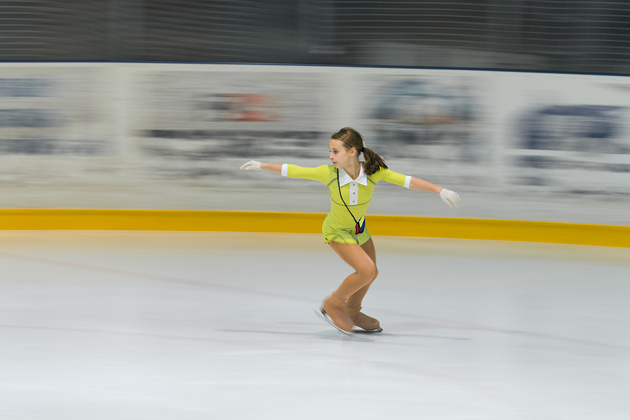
362, 146, 387, 175
331, 127, 387, 175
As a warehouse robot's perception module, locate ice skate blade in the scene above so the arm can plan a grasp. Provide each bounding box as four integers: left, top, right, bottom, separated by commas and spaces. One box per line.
315, 307, 354, 336
353, 327, 383, 334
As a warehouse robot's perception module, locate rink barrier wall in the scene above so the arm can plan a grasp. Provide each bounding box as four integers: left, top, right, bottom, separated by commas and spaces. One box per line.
1, 209, 629, 248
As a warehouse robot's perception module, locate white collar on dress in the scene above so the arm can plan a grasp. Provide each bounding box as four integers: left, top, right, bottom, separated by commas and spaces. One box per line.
338, 165, 368, 186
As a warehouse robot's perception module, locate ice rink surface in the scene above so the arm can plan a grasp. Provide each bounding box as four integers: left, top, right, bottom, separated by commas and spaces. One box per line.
1, 231, 629, 420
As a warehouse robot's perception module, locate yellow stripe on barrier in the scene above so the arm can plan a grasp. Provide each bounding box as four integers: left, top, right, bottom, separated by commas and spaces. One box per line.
0, 209, 628, 248
0, 209, 325, 233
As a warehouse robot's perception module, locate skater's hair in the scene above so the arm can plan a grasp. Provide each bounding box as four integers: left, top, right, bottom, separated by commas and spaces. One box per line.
331, 127, 387, 175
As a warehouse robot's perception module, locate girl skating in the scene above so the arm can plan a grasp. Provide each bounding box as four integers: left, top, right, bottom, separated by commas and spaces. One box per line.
240, 127, 460, 334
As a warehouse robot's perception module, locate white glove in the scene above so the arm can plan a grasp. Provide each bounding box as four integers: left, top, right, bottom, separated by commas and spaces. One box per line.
439, 188, 460, 208
240, 160, 262, 170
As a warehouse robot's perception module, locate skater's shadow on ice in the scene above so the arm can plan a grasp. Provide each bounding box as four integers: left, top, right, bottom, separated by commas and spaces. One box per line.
218, 328, 375, 342
218, 322, 470, 342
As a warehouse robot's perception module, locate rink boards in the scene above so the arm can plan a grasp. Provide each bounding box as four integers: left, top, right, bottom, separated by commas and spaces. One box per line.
1, 209, 629, 248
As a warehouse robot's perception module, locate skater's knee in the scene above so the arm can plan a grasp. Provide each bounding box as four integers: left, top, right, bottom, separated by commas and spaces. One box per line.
358, 261, 377, 282
366, 261, 378, 282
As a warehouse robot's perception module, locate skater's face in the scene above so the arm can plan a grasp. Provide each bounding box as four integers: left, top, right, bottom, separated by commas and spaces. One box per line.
329, 139, 357, 169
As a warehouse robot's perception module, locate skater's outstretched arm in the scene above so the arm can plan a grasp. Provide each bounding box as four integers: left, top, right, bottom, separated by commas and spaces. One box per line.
240, 160, 282, 174
241, 161, 329, 184
408, 176, 442, 194
408, 176, 461, 208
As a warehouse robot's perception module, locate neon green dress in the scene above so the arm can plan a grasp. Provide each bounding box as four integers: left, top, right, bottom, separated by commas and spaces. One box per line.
283, 164, 410, 245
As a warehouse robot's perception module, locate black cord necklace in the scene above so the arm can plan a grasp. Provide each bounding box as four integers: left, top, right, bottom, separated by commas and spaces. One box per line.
336, 168, 365, 234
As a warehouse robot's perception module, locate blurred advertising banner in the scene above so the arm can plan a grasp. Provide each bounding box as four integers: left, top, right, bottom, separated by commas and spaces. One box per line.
350, 71, 495, 192
498, 74, 630, 195
0, 63, 628, 224
0, 65, 118, 186
127, 67, 332, 183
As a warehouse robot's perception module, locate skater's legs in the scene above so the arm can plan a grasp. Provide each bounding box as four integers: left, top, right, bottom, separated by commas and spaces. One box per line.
327, 240, 377, 300
346, 238, 382, 331
348, 238, 378, 308
321, 240, 376, 332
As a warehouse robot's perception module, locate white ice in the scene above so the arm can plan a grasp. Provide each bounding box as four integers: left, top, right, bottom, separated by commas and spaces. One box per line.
1, 231, 629, 420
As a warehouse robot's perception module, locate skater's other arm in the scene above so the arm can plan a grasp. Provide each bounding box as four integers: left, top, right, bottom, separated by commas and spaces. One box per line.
408, 176, 442, 194
240, 160, 282, 174
409, 176, 461, 208
377, 168, 461, 209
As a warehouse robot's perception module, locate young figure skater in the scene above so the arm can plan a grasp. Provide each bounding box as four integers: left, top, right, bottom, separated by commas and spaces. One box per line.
240, 127, 460, 334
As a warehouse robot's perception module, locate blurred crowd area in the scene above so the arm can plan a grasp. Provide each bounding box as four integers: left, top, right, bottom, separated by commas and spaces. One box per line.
0, 0, 629, 75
